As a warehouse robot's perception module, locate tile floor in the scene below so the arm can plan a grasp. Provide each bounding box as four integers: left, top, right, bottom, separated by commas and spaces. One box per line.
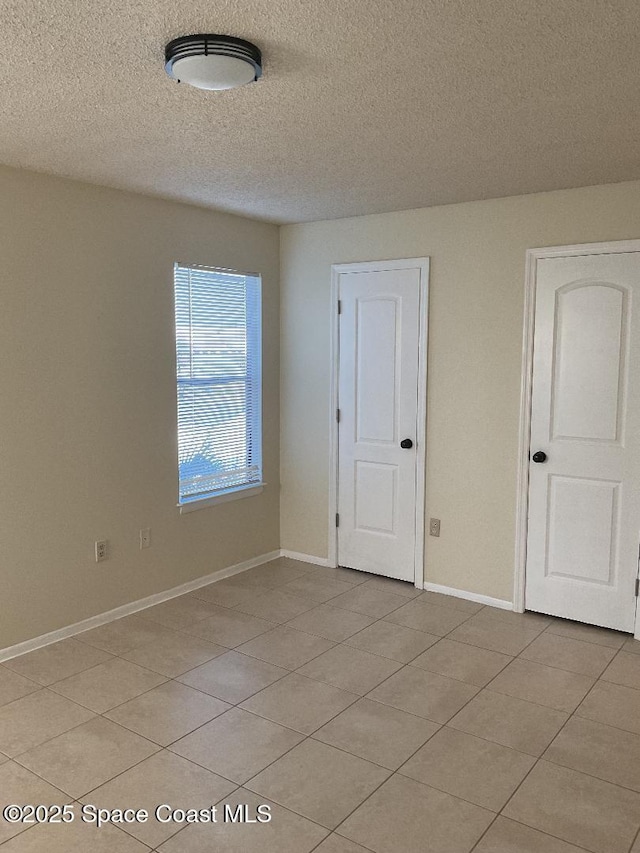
0, 556, 639, 852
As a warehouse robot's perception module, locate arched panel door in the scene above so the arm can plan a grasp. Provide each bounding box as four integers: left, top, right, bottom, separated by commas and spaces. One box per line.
526, 253, 640, 632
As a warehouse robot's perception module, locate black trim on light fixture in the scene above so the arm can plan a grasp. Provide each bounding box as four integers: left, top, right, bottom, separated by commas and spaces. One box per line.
165, 34, 263, 82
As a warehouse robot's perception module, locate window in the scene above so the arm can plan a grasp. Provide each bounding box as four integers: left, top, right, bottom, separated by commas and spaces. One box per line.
174, 263, 262, 506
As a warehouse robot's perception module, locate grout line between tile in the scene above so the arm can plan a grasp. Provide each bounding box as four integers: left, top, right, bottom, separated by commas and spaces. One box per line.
471, 623, 640, 851
542, 619, 629, 650
627, 825, 640, 853
469, 812, 598, 853
4, 564, 640, 852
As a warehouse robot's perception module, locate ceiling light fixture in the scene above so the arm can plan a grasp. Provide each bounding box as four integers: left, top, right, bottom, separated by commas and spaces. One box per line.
165, 34, 262, 91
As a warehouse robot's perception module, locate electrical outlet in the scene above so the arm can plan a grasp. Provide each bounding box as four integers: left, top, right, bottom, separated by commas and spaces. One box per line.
140, 528, 151, 550
95, 540, 108, 562
429, 518, 441, 537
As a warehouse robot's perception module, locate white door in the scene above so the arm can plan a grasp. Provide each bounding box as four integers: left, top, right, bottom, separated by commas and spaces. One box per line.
336, 260, 428, 582
526, 251, 640, 632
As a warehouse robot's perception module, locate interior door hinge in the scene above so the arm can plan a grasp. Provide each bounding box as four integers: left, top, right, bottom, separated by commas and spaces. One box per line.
636, 577, 640, 598
337, 300, 342, 315
336, 408, 340, 423
335, 513, 340, 528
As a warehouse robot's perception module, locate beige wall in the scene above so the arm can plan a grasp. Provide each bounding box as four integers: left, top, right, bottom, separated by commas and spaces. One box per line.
0, 165, 280, 649
280, 180, 640, 601
5, 166, 640, 650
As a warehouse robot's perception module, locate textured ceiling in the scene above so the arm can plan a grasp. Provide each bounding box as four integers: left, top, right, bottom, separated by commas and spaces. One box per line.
0, 0, 639, 223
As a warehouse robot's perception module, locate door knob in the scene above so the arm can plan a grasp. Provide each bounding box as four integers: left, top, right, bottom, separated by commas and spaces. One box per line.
532, 451, 547, 463
400, 438, 413, 449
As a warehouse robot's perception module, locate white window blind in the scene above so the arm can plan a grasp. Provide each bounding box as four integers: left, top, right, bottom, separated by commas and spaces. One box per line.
174, 263, 262, 504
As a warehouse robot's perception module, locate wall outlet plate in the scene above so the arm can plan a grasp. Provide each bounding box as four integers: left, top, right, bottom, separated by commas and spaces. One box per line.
95, 540, 107, 562
429, 518, 441, 537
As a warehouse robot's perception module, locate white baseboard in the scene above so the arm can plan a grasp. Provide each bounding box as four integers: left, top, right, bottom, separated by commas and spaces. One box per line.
423, 581, 513, 611
0, 550, 281, 664
279, 549, 332, 568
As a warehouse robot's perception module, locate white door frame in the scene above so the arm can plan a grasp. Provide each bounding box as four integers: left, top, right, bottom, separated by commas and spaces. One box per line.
328, 257, 430, 589
514, 239, 640, 641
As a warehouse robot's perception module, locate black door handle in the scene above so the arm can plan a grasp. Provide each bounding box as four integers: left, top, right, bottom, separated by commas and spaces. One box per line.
532, 451, 547, 463
400, 439, 413, 449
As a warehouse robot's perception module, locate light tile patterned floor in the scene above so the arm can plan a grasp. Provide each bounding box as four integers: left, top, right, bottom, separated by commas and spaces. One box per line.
1, 556, 640, 852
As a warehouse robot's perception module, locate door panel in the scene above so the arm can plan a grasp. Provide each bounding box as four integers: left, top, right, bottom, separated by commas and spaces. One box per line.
354, 461, 397, 534
356, 298, 398, 443
526, 252, 640, 632
551, 283, 627, 442
546, 475, 619, 584
337, 266, 423, 581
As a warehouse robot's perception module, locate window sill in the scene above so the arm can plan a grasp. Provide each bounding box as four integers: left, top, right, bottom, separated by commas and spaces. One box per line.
178, 483, 265, 514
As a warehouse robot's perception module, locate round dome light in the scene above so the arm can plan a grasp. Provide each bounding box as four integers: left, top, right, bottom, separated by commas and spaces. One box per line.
165, 34, 262, 91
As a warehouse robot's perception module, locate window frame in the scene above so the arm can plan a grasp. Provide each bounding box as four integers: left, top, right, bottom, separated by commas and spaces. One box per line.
173, 262, 264, 512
